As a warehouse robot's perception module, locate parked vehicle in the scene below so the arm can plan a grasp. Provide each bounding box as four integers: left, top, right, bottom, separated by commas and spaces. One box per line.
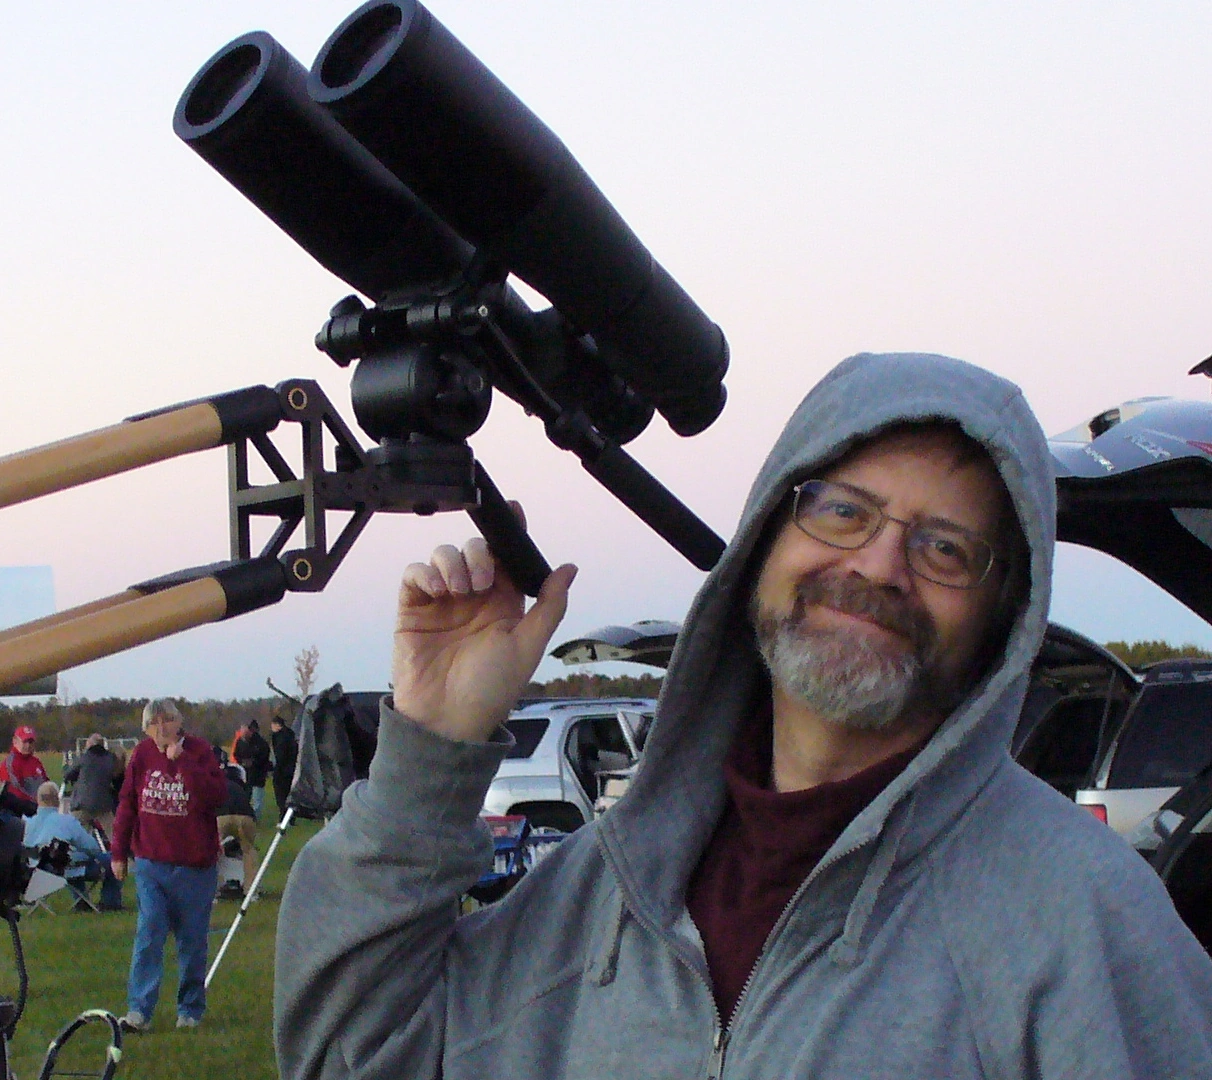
1047, 391, 1212, 833
482, 697, 655, 831
549, 620, 679, 668
1012, 623, 1140, 800
1073, 659, 1212, 834
1123, 760, 1212, 953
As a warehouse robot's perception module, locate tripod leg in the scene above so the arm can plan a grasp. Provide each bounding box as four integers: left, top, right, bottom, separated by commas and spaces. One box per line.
205, 807, 294, 989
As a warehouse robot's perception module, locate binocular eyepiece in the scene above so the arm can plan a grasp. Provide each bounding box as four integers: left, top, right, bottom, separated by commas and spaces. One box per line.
173, 29, 471, 305
174, 0, 728, 443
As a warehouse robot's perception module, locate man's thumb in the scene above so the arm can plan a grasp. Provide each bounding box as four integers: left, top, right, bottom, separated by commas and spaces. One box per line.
515, 563, 577, 660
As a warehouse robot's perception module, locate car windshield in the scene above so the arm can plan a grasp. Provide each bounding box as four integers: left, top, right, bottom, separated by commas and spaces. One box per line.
1107, 682, 1212, 788
504, 718, 550, 759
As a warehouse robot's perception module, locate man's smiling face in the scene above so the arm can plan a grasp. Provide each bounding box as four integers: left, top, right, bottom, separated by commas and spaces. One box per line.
751, 424, 1014, 730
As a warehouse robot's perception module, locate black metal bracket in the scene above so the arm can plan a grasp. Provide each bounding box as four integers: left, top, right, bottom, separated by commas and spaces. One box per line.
229, 379, 479, 592
227, 378, 551, 595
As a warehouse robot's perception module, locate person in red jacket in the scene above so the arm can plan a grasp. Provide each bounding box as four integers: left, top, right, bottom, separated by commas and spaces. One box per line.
111, 699, 226, 1033
0, 725, 49, 807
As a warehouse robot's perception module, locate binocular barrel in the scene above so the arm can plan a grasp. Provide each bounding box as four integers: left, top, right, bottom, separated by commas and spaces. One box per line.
174, 32, 472, 303
308, 1, 728, 436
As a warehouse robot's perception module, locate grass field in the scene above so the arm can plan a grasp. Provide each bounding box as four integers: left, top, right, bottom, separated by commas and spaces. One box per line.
0, 766, 317, 1080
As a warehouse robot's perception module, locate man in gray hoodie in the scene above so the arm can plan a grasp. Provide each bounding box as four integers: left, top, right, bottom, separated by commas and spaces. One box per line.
276, 353, 1212, 1079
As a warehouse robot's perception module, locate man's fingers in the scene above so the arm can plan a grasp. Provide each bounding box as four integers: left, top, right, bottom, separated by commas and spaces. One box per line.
431, 544, 472, 594
399, 561, 448, 605
513, 563, 577, 664
398, 535, 503, 613
463, 536, 495, 593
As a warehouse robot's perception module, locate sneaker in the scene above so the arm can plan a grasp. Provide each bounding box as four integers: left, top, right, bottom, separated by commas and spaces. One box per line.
176, 1015, 200, 1030
120, 1011, 150, 1033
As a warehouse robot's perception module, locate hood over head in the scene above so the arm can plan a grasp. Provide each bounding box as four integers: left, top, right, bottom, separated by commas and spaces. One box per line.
599, 352, 1055, 931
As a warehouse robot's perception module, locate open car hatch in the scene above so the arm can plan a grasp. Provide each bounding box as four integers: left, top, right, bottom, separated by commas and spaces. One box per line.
550, 620, 681, 669
1051, 396, 1212, 624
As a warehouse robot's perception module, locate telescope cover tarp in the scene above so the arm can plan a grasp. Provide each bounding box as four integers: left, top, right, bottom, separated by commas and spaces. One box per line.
287, 683, 360, 818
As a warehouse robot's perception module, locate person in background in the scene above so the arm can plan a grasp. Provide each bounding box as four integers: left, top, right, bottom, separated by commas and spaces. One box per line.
233, 719, 272, 820
216, 751, 261, 898
0, 726, 49, 808
228, 725, 246, 764
111, 699, 226, 1034
24, 782, 123, 911
109, 746, 128, 809
63, 733, 121, 839
270, 714, 298, 823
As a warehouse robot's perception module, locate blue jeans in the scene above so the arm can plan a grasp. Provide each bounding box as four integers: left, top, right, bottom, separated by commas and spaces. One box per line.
128, 859, 217, 1022
249, 785, 265, 819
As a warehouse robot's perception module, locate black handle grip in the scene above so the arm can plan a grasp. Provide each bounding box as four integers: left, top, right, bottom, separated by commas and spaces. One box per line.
467, 463, 551, 597
581, 444, 725, 571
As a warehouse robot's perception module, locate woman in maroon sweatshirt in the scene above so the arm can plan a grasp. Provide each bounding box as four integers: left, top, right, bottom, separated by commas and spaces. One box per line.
111, 699, 227, 1033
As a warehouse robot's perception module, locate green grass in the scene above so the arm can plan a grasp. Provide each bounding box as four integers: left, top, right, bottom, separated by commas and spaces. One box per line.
0, 768, 319, 1080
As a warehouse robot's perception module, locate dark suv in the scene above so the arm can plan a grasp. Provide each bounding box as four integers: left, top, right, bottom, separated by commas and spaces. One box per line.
1074, 659, 1212, 835
1012, 623, 1139, 801
1046, 392, 1212, 842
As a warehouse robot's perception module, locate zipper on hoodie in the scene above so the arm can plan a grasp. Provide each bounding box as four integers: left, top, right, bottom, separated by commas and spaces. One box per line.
721, 829, 876, 1052
667, 828, 877, 1079
622, 812, 883, 1078
706, 1028, 728, 1080
689, 873, 825, 1080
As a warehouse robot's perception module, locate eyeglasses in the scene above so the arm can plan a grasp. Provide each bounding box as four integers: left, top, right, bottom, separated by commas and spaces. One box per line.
791, 479, 1000, 589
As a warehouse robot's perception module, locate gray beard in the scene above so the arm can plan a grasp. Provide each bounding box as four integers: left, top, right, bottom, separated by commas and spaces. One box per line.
754, 615, 926, 731
751, 574, 947, 732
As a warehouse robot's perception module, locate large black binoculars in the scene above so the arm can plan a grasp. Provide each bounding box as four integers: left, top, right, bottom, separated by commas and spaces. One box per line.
0, 1, 731, 695
173, 0, 729, 444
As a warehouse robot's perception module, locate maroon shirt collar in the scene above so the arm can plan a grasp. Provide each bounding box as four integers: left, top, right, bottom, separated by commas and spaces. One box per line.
725, 700, 919, 852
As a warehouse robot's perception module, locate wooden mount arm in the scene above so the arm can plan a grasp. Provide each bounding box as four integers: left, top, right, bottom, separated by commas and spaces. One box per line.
0, 580, 227, 692
0, 385, 281, 511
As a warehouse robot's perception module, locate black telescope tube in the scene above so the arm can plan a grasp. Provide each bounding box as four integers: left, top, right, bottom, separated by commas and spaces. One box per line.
308, 1, 728, 436
174, 31, 473, 302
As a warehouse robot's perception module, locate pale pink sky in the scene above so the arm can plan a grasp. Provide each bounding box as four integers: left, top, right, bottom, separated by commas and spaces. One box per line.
3, 1, 1212, 698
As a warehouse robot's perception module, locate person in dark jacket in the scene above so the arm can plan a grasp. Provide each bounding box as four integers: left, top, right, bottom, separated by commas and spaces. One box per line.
270, 715, 298, 822
233, 719, 271, 819
111, 699, 226, 1033
63, 733, 120, 837
217, 760, 260, 895
276, 353, 1212, 1080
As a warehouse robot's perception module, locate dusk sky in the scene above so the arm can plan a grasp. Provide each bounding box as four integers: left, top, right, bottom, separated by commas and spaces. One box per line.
4, 2, 1212, 701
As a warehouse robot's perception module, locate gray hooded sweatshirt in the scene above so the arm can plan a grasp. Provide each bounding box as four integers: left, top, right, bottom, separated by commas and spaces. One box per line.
276, 353, 1212, 1080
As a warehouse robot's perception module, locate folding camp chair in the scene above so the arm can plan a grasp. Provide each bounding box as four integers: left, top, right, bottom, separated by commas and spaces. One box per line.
19, 868, 69, 915
63, 872, 101, 913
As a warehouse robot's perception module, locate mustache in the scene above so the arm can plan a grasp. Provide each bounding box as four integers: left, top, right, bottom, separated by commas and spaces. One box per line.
790, 574, 936, 655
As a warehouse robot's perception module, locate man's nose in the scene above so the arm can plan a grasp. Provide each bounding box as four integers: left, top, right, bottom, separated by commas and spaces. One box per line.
844, 520, 915, 590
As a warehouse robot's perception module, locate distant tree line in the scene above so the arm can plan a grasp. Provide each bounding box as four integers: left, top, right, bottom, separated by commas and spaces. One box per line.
1102, 640, 1212, 669
0, 697, 284, 754
524, 672, 663, 700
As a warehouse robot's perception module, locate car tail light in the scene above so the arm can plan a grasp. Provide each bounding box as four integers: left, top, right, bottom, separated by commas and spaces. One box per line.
1083, 803, 1109, 825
